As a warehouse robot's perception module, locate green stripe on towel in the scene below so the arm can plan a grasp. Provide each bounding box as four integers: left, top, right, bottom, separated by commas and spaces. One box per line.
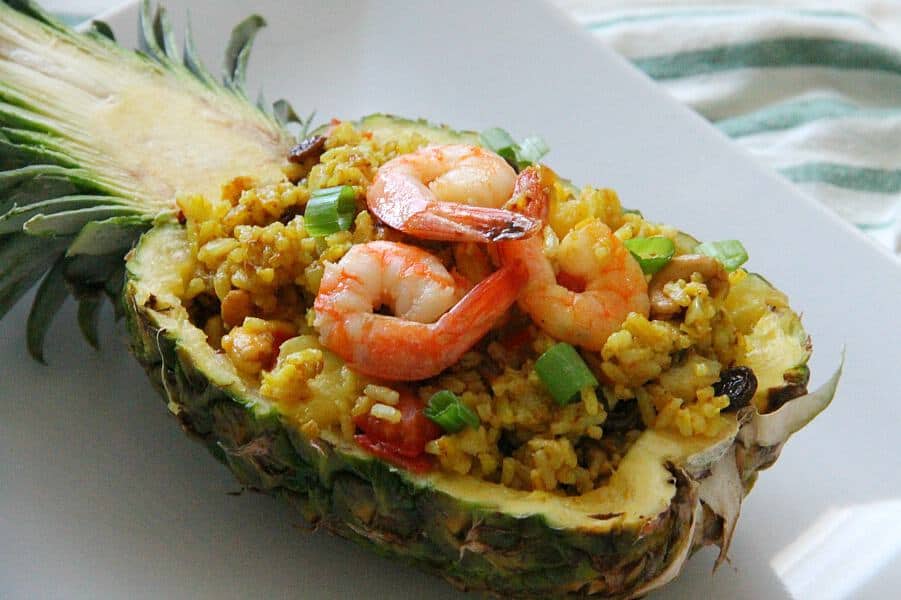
780, 163, 901, 194
586, 8, 872, 31
717, 97, 901, 137
634, 38, 901, 80
858, 220, 898, 231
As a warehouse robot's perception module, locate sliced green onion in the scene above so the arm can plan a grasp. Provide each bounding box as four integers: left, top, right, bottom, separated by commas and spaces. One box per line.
480, 127, 519, 165
480, 127, 517, 154
304, 185, 356, 237
621, 208, 643, 217
517, 136, 550, 165
480, 127, 549, 171
424, 390, 480, 433
624, 236, 675, 274
695, 239, 749, 272
534, 343, 599, 405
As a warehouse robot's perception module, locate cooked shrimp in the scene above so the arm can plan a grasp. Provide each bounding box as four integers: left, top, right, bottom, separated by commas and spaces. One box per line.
498, 172, 649, 352
366, 144, 541, 242
314, 241, 525, 380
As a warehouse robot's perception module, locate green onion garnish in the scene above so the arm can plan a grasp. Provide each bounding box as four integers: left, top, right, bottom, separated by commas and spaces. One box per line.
695, 239, 748, 272
517, 136, 550, 165
304, 185, 356, 237
424, 390, 480, 433
480, 127, 549, 171
624, 236, 675, 274
480, 127, 516, 155
534, 343, 599, 405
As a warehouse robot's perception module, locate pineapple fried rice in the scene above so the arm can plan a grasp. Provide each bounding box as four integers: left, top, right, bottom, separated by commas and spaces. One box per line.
0, 4, 834, 595
174, 120, 793, 495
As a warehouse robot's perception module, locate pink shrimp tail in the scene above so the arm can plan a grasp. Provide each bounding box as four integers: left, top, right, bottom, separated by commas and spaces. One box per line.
509, 166, 551, 221
399, 202, 542, 242
333, 263, 526, 381
434, 262, 527, 349
367, 173, 541, 243
497, 166, 552, 269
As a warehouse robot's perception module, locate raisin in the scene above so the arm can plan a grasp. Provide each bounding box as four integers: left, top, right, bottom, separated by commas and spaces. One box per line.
604, 400, 641, 432
713, 366, 758, 411
287, 135, 326, 164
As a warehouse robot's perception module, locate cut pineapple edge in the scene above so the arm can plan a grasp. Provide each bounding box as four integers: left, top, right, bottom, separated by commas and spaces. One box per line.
0, 0, 296, 360
0, 1, 291, 207
1, 0, 843, 596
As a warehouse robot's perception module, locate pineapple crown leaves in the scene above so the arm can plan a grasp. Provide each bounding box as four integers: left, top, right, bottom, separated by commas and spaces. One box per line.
0, 0, 309, 362
87, 19, 115, 42
136, 0, 309, 130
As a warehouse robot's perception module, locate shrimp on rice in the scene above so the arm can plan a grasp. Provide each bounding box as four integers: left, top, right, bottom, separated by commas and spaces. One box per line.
499, 167, 650, 351
366, 144, 542, 242
314, 240, 525, 380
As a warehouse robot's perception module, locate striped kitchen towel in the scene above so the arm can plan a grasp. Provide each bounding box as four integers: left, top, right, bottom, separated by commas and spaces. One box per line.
567, 5, 901, 255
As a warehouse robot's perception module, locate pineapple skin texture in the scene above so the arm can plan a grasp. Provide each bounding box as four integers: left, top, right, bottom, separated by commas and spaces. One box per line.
121, 239, 798, 600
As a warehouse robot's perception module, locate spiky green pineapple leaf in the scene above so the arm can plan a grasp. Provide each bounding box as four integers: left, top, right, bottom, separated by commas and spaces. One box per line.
3, 0, 61, 30
138, 0, 175, 62
152, 7, 179, 61
87, 19, 115, 41
272, 98, 298, 124
77, 293, 102, 348
26, 255, 69, 363
65, 254, 121, 291
273, 101, 317, 140
0, 196, 126, 234
68, 215, 151, 256
0, 233, 68, 316
103, 263, 126, 320
223, 14, 266, 96
24, 206, 139, 236
0, 0, 298, 360
0, 135, 78, 170
0, 166, 100, 199
182, 15, 217, 88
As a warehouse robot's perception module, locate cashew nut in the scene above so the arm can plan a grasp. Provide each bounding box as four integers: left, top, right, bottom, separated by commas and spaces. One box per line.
648, 254, 729, 319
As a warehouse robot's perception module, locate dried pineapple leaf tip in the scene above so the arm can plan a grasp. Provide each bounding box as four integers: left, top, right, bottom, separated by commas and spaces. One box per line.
697, 446, 743, 570
752, 352, 843, 447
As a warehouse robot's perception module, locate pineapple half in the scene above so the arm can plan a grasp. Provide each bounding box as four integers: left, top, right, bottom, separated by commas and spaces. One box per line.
0, 2, 840, 598
0, 0, 297, 359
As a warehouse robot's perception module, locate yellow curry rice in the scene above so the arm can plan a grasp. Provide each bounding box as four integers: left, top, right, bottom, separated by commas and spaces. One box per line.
174, 120, 773, 495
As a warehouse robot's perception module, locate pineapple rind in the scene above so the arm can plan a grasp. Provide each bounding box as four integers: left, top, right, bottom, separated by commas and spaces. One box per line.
122, 225, 837, 599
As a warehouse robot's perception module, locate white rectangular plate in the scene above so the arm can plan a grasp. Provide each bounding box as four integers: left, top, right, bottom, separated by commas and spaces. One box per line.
2, 1, 899, 598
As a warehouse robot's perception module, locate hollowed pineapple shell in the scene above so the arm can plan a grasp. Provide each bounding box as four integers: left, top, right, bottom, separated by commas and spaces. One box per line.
123, 224, 838, 598
0, 2, 839, 597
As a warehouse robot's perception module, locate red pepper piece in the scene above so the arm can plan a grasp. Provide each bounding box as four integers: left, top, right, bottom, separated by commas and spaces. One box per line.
353, 388, 442, 471
354, 434, 434, 474
500, 325, 534, 351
